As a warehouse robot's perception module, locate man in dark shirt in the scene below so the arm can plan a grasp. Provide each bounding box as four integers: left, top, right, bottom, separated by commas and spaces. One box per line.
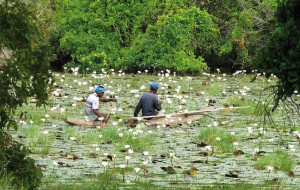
134, 82, 163, 117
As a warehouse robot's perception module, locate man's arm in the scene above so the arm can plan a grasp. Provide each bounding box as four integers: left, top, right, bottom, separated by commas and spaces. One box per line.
154, 98, 162, 111
100, 98, 117, 102
134, 99, 142, 117
93, 109, 108, 122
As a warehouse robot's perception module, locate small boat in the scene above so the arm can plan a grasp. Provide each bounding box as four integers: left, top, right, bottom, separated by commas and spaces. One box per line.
65, 118, 104, 126
66, 106, 246, 127
125, 106, 217, 126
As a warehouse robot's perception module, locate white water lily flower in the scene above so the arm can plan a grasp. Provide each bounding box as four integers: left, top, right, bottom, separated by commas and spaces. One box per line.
205, 146, 212, 151
132, 131, 138, 136
102, 162, 108, 167
142, 161, 148, 166
135, 167, 141, 173
213, 121, 219, 127
143, 151, 149, 156
292, 131, 299, 136
103, 153, 109, 156
267, 166, 274, 171
288, 145, 295, 149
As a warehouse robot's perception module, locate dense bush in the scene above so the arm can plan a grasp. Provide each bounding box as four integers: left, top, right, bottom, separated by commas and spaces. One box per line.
0, 0, 52, 188
50, 0, 277, 73
121, 7, 218, 73
0, 131, 43, 189
254, 0, 300, 110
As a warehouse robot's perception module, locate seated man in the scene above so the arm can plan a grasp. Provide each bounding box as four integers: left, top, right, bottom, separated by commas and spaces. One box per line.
134, 82, 162, 117
85, 85, 117, 123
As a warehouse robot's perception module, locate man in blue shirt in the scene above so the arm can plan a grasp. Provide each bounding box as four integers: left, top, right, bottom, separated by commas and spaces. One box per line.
134, 82, 162, 117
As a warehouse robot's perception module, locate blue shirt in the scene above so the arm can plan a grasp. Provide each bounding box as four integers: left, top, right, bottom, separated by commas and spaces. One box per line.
134, 92, 161, 117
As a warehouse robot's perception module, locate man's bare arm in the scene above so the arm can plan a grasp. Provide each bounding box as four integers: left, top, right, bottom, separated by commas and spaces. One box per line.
100, 98, 117, 102
93, 109, 108, 122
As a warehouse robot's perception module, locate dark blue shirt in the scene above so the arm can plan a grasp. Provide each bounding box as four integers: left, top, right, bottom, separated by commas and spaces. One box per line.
134, 92, 161, 117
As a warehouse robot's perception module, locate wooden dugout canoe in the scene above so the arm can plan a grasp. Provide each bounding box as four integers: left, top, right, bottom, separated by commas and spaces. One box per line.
65, 107, 215, 127
125, 106, 216, 127
65, 118, 103, 126
66, 106, 247, 127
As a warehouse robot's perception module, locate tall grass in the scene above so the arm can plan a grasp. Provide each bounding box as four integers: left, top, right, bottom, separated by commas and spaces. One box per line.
117, 132, 152, 152
196, 127, 233, 153
254, 151, 295, 172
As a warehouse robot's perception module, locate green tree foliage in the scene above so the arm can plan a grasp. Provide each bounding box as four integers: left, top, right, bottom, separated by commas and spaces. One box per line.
51, 0, 218, 73
0, 0, 52, 188
254, 0, 300, 110
200, 0, 277, 69
51, 0, 278, 72
122, 7, 218, 73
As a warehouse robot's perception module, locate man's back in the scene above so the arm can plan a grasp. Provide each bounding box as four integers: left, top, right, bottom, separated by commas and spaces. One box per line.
134, 92, 161, 117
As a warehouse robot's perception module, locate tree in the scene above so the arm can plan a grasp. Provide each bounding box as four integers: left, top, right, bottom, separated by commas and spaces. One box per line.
254, 0, 300, 111
0, 0, 52, 189
199, 0, 277, 70
121, 7, 218, 73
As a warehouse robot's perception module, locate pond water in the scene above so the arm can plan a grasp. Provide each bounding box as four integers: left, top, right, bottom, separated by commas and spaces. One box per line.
9, 71, 300, 188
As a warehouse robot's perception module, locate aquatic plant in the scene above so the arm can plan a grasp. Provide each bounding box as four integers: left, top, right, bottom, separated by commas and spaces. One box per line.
196, 127, 233, 153
254, 151, 295, 172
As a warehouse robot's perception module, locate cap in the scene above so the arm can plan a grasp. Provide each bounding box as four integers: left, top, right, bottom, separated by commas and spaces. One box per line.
150, 82, 160, 90
95, 85, 106, 94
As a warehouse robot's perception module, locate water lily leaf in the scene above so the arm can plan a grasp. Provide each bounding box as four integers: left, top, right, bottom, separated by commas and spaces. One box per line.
161, 166, 176, 174
182, 167, 198, 175
233, 150, 244, 156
